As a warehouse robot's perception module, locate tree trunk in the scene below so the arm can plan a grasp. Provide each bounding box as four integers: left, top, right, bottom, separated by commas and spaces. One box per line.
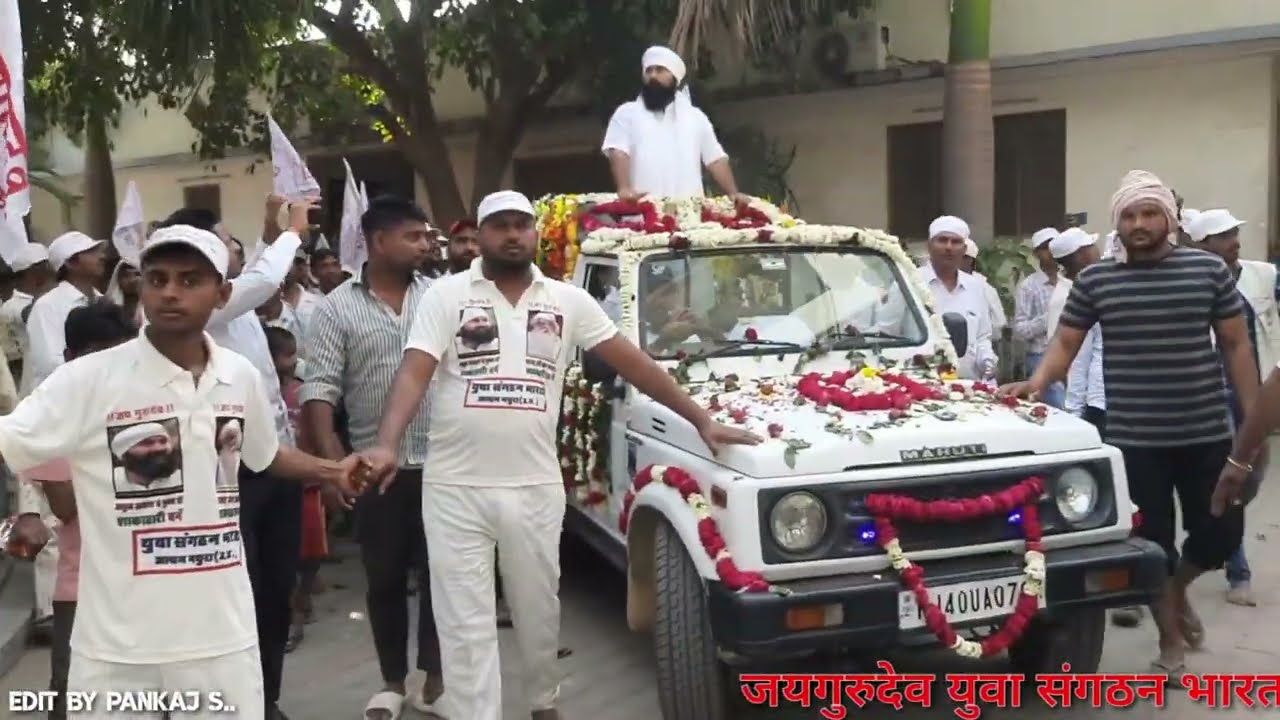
942, 0, 994, 245
81, 109, 117, 242
399, 127, 467, 226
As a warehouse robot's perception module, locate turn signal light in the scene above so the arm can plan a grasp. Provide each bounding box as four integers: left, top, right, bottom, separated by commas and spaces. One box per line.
785, 603, 843, 631
1085, 568, 1131, 593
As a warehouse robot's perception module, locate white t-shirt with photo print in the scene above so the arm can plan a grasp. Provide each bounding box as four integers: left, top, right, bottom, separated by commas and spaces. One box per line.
0, 332, 279, 664
407, 260, 618, 487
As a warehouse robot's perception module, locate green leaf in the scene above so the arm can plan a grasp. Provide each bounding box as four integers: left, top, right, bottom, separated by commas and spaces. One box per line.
783, 445, 797, 469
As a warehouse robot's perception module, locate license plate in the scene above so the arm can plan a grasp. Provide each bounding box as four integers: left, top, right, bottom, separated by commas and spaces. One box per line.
898, 575, 1046, 630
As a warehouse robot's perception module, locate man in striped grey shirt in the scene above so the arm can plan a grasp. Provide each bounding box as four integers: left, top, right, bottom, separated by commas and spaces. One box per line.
1001, 170, 1258, 677
299, 196, 444, 718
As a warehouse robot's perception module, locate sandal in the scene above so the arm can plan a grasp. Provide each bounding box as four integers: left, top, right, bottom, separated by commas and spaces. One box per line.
364, 691, 405, 720
407, 673, 446, 718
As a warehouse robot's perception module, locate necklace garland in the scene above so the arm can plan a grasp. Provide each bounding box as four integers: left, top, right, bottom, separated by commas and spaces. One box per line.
863, 477, 1046, 658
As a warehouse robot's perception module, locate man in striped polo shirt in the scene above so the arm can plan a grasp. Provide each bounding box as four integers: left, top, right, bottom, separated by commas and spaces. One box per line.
1001, 170, 1258, 677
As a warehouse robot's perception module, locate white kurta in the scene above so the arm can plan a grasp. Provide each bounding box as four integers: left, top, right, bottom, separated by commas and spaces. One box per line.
601, 91, 726, 197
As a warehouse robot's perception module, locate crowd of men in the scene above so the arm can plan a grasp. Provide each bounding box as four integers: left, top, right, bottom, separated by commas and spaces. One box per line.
0, 40, 1275, 720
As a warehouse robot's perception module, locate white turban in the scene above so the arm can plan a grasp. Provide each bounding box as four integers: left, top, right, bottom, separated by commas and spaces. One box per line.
963, 239, 979, 259
530, 311, 560, 331
1109, 170, 1178, 242
642, 46, 686, 84
928, 215, 970, 240
111, 422, 169, 459
461, 307, 490, 324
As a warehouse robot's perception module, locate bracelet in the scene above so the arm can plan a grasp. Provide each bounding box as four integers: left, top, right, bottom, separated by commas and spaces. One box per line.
1226, 455, 1253, 473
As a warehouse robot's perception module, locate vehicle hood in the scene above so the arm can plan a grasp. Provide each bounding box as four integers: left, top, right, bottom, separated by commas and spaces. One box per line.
628, 372, 1101, 478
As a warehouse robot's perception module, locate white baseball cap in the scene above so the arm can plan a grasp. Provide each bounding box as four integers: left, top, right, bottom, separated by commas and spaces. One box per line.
141, 225, 230, 279
963, 238, 979, 259
9, 243, 50, 273
1186, 209, 1244, 243
1180, 207, 1201, 229
477, 191, 535, 224
1049, 227, 1097, 260
48, 232, 103, 272
1029, 227, 1059, 249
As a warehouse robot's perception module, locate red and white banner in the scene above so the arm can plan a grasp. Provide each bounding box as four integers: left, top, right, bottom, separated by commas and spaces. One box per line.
0, 0, 30, 261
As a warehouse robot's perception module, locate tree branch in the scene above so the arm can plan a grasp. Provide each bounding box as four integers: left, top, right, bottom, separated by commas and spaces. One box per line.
311, 7, 415, 119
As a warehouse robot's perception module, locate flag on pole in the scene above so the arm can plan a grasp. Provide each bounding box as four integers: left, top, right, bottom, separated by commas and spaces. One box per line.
268, 115, 320, 201
339, 159, 367, 273
0, 0, 31, 263
112, 181, 146, 265
358, 181, 370, 213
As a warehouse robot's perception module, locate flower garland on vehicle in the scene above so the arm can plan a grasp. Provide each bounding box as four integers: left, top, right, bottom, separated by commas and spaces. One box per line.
620, 464, 775, 593
557, 366, 610, 506
863, 477, 1046, 658
533, 195, 581, 278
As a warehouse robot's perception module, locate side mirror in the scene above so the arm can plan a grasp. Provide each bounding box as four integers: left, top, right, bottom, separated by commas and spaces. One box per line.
942, 312, 969, 357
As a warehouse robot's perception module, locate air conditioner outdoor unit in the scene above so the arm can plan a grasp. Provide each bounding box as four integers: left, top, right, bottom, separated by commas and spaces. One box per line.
809, 15, 889, 80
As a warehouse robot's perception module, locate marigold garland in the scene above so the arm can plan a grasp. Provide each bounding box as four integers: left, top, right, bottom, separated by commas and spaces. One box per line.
864, 477, 1047, 658
620, 464, 774, 593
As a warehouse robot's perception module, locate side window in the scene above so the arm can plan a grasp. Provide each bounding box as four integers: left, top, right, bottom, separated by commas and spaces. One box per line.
583, 262, 621, 325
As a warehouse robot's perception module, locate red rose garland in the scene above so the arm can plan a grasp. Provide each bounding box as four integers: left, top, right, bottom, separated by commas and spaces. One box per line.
581, 200, 677, 234
795, 370, 947, 412
864, 477, 1046, 657
620, 464, 772, 593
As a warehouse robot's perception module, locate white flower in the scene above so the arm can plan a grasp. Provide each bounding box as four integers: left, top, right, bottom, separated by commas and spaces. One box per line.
649, 465, 669, 482
952, 637, 984, 659
688, 494, 711, 517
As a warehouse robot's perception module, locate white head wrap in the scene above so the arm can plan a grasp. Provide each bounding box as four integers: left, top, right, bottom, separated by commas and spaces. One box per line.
1029, 227, 1059, 249
530, 311, 560, 332
641, 46, 686, 84
963, 239, 979, 259
928, 215, 970, 240
111, 422, 169, 459
461, 307, 490, 324
1109, 170, 1179, 249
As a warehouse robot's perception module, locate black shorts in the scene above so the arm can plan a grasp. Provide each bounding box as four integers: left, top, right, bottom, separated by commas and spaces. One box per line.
1120, 440, 1244, 575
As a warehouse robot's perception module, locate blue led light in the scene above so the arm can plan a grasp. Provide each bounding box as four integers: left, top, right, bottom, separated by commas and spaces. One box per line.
1008, 510, 1023, 525
857, 521, 878, 545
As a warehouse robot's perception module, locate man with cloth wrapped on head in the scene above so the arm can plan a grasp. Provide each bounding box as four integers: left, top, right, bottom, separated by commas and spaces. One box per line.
1001, 170, 1257, 677
602, 46, 748, 202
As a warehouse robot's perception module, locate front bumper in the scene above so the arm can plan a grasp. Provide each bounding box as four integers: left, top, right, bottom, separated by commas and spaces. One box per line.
708, 538, 1165, 659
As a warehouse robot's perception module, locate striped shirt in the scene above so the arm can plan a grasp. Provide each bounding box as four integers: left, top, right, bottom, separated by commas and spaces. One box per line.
299, 270, 434, 468
1012, 270, 1057, 354
1058, 246, 1242, 447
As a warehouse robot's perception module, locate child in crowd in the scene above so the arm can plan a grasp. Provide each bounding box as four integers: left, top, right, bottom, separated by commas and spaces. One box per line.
266, 325, 327, 652
39, 300, 138, 720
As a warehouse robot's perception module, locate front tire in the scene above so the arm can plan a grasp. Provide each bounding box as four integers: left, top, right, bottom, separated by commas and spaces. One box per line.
653, 519, 730, 720
1008, 607, 1106, 673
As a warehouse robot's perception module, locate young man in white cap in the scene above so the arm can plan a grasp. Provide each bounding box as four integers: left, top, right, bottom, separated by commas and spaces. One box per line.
602, 45, 746, 201
1046, 228, 1104, 428
0, 224, 366, 719
1012, 227, 1063, 406
1002, 170, 1257, 677
23, 231, 105, 395
1187, 207, 1271, 607
362, 190, 761, 720
0, 242, 54, 383
961, 238, 1007, 336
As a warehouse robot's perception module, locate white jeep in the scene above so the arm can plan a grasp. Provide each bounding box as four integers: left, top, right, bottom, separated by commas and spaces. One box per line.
537, 194, 1164, 720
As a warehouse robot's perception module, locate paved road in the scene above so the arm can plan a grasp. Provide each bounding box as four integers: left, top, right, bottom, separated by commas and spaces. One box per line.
3, 480, 1279, 719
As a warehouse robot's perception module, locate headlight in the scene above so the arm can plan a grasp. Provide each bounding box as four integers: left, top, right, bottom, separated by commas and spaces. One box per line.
769, 492, 828, 552
1055, 467, 1098, 524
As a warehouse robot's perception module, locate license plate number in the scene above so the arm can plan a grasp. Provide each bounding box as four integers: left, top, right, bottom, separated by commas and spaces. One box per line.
898, 575, 1046, 630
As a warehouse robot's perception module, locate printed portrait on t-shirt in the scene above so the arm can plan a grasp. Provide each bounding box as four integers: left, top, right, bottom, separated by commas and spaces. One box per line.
455, 305, 500, 357
525, 310, 564, 362
106, 418, 184, 499
214, 416, 244, 491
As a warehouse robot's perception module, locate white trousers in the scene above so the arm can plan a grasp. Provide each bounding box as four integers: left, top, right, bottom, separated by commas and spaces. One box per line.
67, 646, 264, 719
423, 483, 565, 720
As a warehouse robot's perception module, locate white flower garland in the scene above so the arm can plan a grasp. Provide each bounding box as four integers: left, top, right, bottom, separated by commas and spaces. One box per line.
883, 539, 1046, 659
566, 194, 958, 368
559, 366, 581, 480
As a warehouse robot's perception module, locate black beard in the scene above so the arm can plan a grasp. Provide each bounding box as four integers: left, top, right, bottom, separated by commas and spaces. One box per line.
122, 450, 180, 482
641, 80, 677, 111
459, 325, 498, 345
482, 254, 533, 276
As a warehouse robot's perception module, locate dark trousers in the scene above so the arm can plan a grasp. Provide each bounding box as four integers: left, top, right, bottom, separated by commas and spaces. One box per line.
1082, 406, 1106, 433
49, 600, 75, 720
239, 466, 303, 712
1120, 440, 1244, 576
356, 470, 441, 683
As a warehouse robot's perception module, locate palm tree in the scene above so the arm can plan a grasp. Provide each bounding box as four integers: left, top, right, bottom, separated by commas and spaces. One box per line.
669, 0, 995, 241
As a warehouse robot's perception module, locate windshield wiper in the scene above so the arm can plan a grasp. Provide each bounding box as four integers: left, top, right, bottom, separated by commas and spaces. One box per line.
824, 329, 914, 346
694, 338, 807, 360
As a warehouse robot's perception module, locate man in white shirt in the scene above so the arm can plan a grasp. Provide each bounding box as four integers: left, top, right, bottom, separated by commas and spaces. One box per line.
602, 46, 746, 201
1047, 229, 1105, 428
361, 190, 760, 720
0, 224, 364, 720
283, 248, 323, 340
913, 216, 998, 379
157, 198, 311, 720
961, 238, 1008, 336
1012, 227, 1062, 406
0, 242, 54, 383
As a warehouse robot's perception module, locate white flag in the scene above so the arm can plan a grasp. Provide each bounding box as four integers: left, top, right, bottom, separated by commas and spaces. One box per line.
0, 0, 31, 263
112, 181, 146, 265
339, 159, 367, 272
268, 115, 320, 201
358, 181, 370, 213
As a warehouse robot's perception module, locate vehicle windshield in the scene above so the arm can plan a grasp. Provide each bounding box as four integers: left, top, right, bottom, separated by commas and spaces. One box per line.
637, 247, 928, 360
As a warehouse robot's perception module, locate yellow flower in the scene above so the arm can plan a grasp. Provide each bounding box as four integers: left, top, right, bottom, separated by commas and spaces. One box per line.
941, 371, 958, 381
860, 367, 879, 378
